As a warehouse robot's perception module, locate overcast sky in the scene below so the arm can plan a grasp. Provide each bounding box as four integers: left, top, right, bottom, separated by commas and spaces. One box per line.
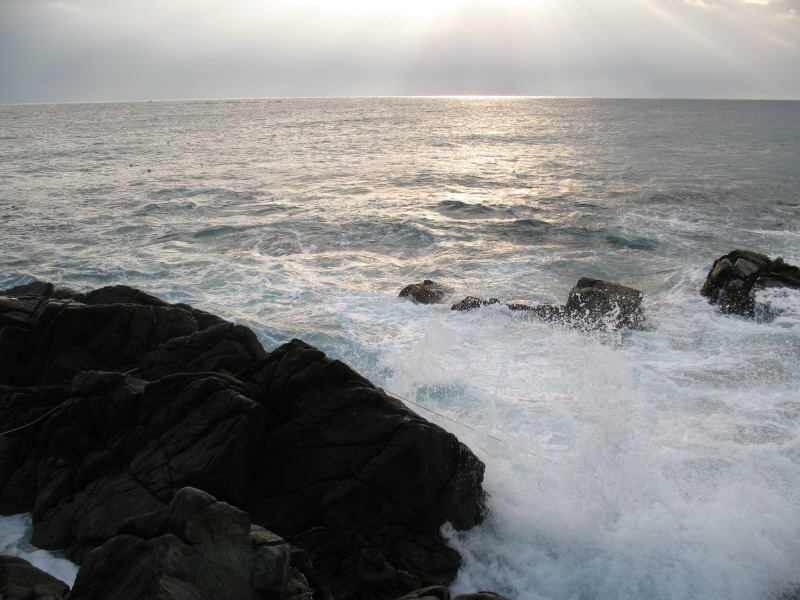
1, 0, 798, 103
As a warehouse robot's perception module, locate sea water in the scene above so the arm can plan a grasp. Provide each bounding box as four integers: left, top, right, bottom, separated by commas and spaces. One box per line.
1, 97, 799, 599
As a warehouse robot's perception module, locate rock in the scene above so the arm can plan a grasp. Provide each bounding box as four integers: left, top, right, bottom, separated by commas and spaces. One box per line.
0, 289, 201, 386
396, 586, 450, 600
0, 383, 72, 515
0, 282, 487, 600
135, 322, 266, 380
1, 280, 55, 299
451, 278, 644, 331
700, 250, 800, 318
564, 278, 644, 330
453, 593, 511, 600
399, 281, 451, 305
69, 487, 309, 600
0, 555, 69, 600
393, 588, 511, 600
1, 280, 84, 302
52, 287, 85, 302
292, 511, 464, 600
81, 284, 171, 307
528, 303, 567, 322
451, 297, 500, 311
0, 285, 237, 388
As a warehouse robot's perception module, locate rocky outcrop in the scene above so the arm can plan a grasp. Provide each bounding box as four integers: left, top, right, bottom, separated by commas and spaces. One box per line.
0, 287, 204, 386
0, 555, 69, 600
700, 250, 800, 318
69, 486, 310, 600
450, 297, 501, 312
450, 278, 645, 331
399, 281, 452, 305
563, 278, 645, 330
0, 281, 487, 600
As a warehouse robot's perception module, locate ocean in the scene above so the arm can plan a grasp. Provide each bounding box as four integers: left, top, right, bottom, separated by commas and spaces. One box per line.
1, 97, 799, 599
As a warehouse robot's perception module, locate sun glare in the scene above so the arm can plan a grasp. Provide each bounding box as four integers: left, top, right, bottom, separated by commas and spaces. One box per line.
280, 0, 537, 19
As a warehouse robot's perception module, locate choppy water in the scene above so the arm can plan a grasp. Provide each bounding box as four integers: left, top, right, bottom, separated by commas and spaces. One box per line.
1, 97, 800, 599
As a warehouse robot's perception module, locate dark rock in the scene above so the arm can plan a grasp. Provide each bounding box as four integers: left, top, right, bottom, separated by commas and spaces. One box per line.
700, 250, 800, 318
51, 287, 85, 302
1, 281, 84, 303
396, 586, 451, 600
135, 322, 267, 380
453, 593, 511, 600
528, 303, 567, 322
399, 281, 451, 305
700, 250, 772, 316
1, 281, 55, 299
564, 278, 644, 330
69, 487, 309, 600
0, 555, 69, 600
0, 286, 203, 386
451, 279, 644, 331
174, 303, 231, 330
394, 588, 511, 600
451, 297, 500, 311
0, 282, 487, 600
0, 383, 72, 515
81, 284, 171, 307
293, 512, 464, 600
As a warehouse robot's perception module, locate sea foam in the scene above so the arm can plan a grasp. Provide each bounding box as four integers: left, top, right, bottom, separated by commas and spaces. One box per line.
0, 514, 78, 588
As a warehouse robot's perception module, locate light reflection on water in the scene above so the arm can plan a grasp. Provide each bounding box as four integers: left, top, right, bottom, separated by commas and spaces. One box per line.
1, 98, 799, 599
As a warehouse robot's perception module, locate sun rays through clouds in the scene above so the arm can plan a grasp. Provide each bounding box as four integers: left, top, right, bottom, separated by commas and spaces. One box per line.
0, 0, 797, 101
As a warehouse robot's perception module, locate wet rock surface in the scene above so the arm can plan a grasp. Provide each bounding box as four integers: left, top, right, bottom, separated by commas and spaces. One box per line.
563, 278, 645, 330
700, 250, 800, 319
399, 280, 452, 305
0, 281, 487, 600
450, 278, 645, 331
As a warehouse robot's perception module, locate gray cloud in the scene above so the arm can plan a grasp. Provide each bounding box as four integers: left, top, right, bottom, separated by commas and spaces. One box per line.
0, 0, 797, 102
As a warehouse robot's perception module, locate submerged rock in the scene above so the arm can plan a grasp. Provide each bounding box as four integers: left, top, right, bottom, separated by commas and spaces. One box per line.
0, 282, 487, 600
700, 250, 800, 319
451, 278, 645, 331
399, 280, 452, 305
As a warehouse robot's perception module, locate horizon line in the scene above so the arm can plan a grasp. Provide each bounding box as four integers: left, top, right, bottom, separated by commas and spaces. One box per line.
3, 94, 799, 107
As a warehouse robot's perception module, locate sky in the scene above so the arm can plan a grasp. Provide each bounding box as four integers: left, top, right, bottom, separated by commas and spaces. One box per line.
0, 0, 798, 103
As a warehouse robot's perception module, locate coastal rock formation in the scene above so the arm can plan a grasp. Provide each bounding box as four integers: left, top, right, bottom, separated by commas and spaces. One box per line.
563, 278, 645, 330
399, 280, 452, 305
700, 250, 800, 319
450, 278, 645, 331
69, 487, 311, 600
0, 281, 487, 600
0, 555, 69, 600
450, 297, 501, 311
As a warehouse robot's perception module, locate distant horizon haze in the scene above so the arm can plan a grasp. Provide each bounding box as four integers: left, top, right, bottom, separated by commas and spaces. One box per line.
1, 0, 798, 104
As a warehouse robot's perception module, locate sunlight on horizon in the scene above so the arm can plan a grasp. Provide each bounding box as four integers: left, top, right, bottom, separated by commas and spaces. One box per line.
2, 0, 798, 101
278, 0, 542, 19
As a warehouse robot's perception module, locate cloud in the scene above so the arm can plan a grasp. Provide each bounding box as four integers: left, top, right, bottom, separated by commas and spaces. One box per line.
0, 0, 798, 102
